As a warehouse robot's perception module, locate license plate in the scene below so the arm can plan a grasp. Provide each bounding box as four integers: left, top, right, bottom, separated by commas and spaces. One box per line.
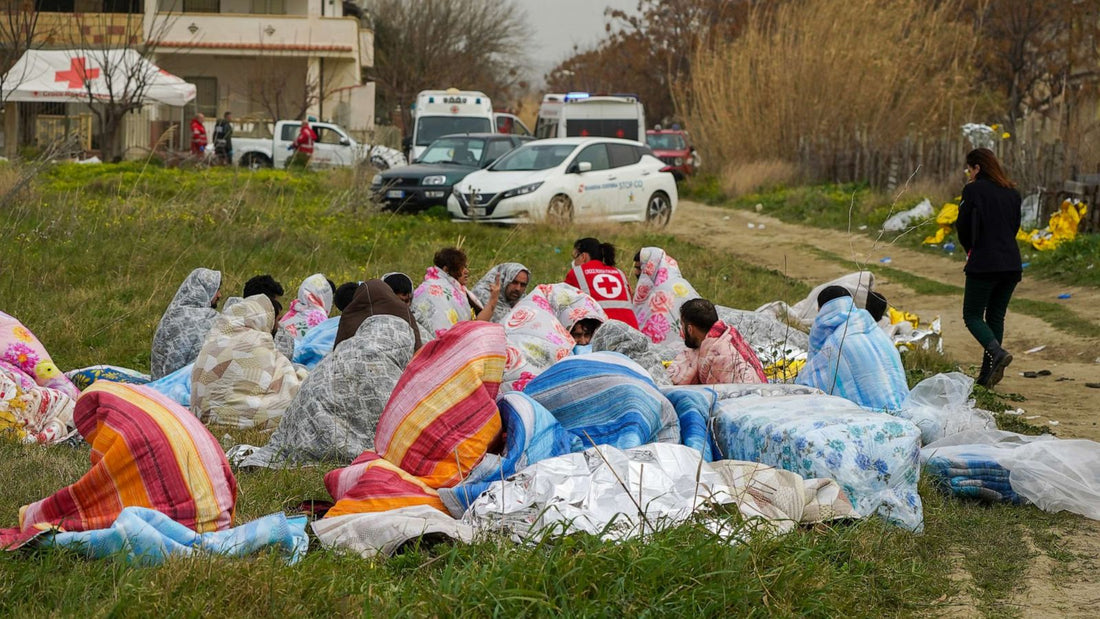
425, 190, 445, 198
386, 190, 405, 199
469, 206, 486, 217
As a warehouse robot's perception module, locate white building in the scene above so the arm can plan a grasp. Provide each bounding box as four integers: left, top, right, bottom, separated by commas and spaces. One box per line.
6, 0, 375, 157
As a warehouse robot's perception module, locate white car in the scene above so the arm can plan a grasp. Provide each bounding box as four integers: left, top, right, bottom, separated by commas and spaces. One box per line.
447, 137, 677, 225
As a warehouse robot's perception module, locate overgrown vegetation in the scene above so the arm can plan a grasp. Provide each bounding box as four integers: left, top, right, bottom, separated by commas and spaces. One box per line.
0, 163, 1083, 615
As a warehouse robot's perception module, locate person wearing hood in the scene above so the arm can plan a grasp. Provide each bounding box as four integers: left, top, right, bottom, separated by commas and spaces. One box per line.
150, 268, 222, 379
411, 247, 499, 338
471, 263, 530, 323
795, 286, 908, 411
191, 295, 308, 429
279, 273, 335, 341
335, 279, 422, 351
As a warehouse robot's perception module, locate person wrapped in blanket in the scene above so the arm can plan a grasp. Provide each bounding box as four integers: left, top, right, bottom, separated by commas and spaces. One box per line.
411, 247, 500, 338
470, 263, 530, 323
190, 295, 309, 429
0, 382, 237, 549
500, 283, 607, 392
668, 298, 767, 385
292, 281, 362, 369
150, 268, 222, 379
0, 311, 80, 400
631, 247, 701, 360
278, 273, 335, 341
234, 280, 420, 468
795, 286, 909, 411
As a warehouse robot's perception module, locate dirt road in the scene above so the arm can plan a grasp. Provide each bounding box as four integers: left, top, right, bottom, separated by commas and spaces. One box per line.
668, 200, 1100, 615
668, 199, 1100, 441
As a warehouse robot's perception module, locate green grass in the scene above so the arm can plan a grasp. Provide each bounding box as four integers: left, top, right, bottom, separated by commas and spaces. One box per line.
0, 163, 1083, 615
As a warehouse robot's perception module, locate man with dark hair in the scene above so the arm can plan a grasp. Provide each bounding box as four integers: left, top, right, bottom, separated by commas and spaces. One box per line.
213, 111, 234, 165
668, 298, 767, 385
471, 263, 529, 322
334, 281, 361, 311
795, 285, 908, 410
382, 272, 414, 305
243, 274, 285, 305
865, 290, 888, 323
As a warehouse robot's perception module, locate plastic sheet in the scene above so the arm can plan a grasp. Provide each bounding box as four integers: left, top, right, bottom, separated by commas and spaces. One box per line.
897, 372, 995, 445
883, 198, 934, 232
922, 429, 1100, 520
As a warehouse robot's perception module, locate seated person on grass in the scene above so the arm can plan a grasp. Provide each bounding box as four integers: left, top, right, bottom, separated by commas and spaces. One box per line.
669, 298, 767, 385
795, 286, 908, 411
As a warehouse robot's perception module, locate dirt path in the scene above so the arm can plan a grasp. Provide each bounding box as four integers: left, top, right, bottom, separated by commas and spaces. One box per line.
668, 200, 1100, 615
669, 199, 1100, 441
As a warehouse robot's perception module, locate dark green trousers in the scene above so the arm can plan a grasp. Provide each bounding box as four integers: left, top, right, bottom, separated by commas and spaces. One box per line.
962, 273, 1018, 349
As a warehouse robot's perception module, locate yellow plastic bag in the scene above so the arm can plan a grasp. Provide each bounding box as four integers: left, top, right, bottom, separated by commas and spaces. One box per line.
888, 306, 919, 329
922, 200, 959, 244
1029, 199, 1088, 251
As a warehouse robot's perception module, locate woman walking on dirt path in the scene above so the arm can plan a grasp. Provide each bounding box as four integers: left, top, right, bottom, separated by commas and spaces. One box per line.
957, 148, 1022, 389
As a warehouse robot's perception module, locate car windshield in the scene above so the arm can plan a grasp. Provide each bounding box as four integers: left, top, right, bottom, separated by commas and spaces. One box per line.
415, 116, 492, 146
646, 133, 686, 150
490, 144, 577, 171
419, 137, 487, 165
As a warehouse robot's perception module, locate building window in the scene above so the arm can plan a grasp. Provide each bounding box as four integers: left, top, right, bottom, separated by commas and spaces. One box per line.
34, 0, 76, 11
184, 76, 218, 118
250, 0, 286, 15
102, 0, 142, 12
158, 0, 220, 13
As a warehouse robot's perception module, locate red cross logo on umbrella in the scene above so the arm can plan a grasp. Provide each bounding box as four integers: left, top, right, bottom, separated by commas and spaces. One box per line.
55, 57, 100, 88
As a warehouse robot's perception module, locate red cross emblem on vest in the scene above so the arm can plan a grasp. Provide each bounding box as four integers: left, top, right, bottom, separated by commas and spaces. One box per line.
55, 57, 100, 88
592, 273, 622, 298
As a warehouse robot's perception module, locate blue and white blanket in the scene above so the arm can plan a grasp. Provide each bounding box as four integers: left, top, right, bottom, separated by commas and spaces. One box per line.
796, 296, 908, 412
293, 316, 339, 370
924, 452, 1022, 503
143, 362, 193, 407
710, 392, 924, 530
30, 506, 308, 565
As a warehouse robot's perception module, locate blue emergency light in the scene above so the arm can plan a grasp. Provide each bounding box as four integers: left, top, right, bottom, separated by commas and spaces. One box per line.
564, 92, 591, 101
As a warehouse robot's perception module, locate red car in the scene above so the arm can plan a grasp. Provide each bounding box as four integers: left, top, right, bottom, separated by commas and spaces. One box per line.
645, 128, 699, 180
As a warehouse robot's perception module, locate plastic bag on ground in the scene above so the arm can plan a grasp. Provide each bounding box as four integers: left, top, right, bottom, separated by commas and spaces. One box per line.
883, 198, 934, 232
897, 372, 995, 445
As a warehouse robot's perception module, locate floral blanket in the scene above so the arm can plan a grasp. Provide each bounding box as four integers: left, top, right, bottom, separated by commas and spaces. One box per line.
709, 392, 923, 530
668, 320, 767, 385
0, 366, 75, 445
411, 266, 476, 338
0, 311, 79, 399
233, 314, 416, 468
279, 273, 333, 340
501, 283, 607, 392
150, 268, 222, 379
191, 295, 307, 429
632, 248, 700, 360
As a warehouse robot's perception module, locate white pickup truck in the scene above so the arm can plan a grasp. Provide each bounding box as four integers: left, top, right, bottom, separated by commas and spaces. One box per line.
232, 120, 406, 170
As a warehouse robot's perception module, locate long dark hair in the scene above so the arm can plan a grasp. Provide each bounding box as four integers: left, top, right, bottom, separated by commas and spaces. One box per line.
966, 148, 1015, 189
574, 237, 617, 267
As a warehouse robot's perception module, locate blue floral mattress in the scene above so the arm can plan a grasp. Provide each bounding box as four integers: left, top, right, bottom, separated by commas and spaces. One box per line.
710, 393, 924, 530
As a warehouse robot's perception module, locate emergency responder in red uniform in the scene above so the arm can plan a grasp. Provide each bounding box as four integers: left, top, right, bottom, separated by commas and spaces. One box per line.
564, 237, 639, 329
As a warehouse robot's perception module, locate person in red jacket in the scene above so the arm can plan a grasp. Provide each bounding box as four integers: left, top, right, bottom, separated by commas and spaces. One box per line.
189, 113, 207, 156
564, 237, 639, 329
289, 118, 317, 170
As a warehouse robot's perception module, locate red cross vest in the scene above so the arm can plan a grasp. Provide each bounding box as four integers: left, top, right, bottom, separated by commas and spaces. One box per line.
565, 260, 639, 329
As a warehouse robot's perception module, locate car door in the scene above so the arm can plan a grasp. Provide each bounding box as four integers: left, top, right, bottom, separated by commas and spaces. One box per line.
606, 143, 646, 220
310, 124, 349, 168
273, 122, 298, 168
568, 142, 615, 220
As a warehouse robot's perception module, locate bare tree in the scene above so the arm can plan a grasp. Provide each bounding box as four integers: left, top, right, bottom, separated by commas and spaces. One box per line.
365, 0, 531, 130
243, 56, 344, 122
0, 0, 45, 105
68, 10, 176, 162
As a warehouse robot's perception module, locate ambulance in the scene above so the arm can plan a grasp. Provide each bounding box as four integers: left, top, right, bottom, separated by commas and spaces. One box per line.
534, 93, 646, 144
409, 89, 495, 161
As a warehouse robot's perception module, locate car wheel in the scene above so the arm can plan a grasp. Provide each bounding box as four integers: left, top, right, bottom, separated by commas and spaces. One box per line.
548, 194, 574, 224
240, 153, 272, 170
646, 191, 672, 227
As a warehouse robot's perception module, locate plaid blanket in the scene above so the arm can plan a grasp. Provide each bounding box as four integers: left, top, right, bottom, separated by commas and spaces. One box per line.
9, 382, 236, 536
323, 321, 505, 517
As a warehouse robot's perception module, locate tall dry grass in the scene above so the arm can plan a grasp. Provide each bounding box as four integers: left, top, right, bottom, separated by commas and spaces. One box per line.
685, 0, 981, 171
